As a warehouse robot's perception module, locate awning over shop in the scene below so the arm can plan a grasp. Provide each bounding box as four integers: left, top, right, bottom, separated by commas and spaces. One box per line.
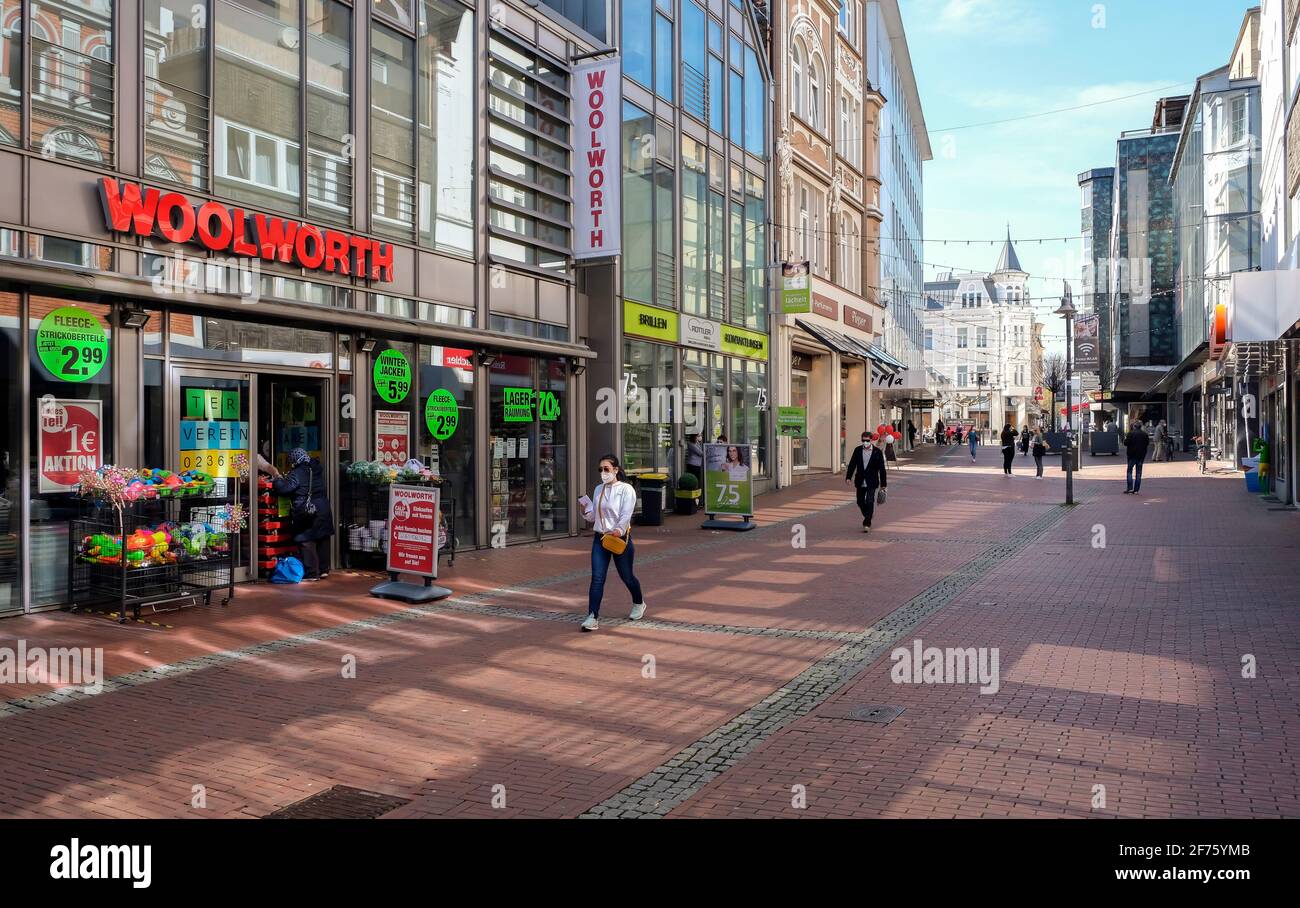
1149, 342, 1207, 397
794, 318, 867, 360
1113, 366, 1168, 395
1231, 270, 1300, 340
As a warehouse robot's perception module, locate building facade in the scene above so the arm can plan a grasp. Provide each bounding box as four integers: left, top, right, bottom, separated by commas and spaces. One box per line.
0, 0, 683, 617
1103, 95, 1186, 419
865, 0, 930, 430
585, 0, 775, 493
1162, 17, 1261, 462
922, 233, 1037, 435
770, 0, 888, 484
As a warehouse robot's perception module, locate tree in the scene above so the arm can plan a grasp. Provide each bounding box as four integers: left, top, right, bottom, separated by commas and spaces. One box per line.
1042, 352, 1066, 397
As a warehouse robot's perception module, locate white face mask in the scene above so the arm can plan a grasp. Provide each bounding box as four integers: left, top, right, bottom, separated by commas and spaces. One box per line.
600, 470, 617, 484
862, 440, 873, 450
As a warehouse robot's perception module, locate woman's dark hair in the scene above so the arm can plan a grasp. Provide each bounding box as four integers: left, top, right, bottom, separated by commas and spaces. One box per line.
598, 454, 627, 483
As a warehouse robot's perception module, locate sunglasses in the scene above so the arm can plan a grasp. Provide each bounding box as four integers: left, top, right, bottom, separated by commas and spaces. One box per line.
599, 466, 615, 473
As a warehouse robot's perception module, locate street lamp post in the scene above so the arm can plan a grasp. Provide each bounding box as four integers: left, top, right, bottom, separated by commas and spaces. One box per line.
1055, 283, 1077, 506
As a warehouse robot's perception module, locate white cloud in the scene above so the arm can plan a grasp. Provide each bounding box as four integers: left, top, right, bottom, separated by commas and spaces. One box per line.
913, 0, 1051, 43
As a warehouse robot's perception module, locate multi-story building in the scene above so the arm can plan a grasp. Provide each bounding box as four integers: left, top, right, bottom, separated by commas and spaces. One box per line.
1078, 167, 1113, 408
865, 0, 931, 433
589, 0, 774, 489
771, 0, 894, 483
922, 234, 1037, 435
1158, 11, 1261, 461
1102, 95, 1186, 420
0, 0, 773, 617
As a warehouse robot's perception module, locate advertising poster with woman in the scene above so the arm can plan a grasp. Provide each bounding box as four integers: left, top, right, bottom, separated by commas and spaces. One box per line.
704, 442, 753, 516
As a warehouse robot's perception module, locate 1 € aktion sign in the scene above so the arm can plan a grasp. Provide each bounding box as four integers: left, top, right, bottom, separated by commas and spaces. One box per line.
386, 484, 441, 578
39, 399, 103, 492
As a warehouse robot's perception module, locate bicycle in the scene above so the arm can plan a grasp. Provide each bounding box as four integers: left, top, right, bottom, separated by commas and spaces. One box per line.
1195, 436, 1219, 474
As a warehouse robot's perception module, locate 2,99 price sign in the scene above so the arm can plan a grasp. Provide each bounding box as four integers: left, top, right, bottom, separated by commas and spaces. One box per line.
35, 306, 109, 383
424, 389, 459, 441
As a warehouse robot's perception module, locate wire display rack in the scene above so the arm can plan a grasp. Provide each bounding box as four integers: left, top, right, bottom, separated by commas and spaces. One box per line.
67, 498, 235, 624
340, 478, 456, 570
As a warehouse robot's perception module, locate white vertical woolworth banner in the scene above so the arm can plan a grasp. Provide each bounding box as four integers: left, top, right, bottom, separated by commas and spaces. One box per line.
573, 56, 621, 259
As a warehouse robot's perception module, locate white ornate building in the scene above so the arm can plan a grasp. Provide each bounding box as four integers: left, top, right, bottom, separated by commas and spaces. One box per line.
922, 232, 1041, 434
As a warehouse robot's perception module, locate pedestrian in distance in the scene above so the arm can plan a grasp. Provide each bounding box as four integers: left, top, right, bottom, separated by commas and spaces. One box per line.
955, 425, 964, 445
968, 426, 979, 462
685, 432, 704, 488
1000, 424, 1016, 475
845, 431, 888, 533
935, 418, 946, 445
907, 419, 917, 449
1123, 421, 1150, 495
1031, 428, 1048, 478
578, 454, 646, 632
1019, 425, 1031, 457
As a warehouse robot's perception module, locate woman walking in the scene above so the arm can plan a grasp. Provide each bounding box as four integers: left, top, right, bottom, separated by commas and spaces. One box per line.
579, 454, 646, 632
271, 447, 334, 581
1000, 424, 1016, 475
967, 426, 978, 462
1031, 428, 1048, 478
1019, 426, 1031, 457
685, 433, 704, 488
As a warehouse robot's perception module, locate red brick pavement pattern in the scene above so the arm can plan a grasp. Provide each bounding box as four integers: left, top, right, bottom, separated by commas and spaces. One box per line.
1, 444, 1296, 818
670, 451, 1300, 818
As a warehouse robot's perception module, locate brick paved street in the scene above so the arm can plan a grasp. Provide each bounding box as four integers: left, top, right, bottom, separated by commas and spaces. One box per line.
2, 444, 1298, 819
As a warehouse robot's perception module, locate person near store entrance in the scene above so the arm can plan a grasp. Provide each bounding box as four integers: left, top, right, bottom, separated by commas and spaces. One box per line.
907, 419, 917, 449
1000, 424, 1017, 475
685, 433, 704, 488
579, 454, 647, 632
845, 431, 888, 533
272, 447, 335, 581
935, 418, 946, 444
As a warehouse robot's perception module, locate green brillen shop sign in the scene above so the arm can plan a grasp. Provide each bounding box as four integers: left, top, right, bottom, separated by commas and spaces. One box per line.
373, 349, 411, 403
36, 306, 109, 382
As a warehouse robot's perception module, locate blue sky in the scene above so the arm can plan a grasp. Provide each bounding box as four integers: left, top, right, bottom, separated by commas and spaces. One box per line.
899, 0, 1257, 343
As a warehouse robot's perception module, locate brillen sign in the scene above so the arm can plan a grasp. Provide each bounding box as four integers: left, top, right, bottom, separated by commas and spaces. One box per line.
98, 177, 395, 282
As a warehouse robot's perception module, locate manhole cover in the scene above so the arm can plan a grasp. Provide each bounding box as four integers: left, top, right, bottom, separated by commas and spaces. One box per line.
263, 785, 411, 819
842, 705, 905, 724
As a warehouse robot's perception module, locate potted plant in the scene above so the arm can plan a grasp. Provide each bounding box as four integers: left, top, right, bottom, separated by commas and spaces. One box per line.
674, 471, 701, 516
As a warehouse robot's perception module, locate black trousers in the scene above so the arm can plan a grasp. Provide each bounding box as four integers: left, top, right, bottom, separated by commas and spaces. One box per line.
300, 538, 331, 578
855, 485, 877, 526
1034, 453, 1044, 476
1002, 446, 1015, 473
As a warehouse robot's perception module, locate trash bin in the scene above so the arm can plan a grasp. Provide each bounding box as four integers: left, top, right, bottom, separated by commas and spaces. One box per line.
637, 473, 668, 526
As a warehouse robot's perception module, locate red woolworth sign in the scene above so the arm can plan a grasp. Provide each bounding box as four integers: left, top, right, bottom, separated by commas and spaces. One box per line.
98, 177, 395, 283
386, 484, 441, 578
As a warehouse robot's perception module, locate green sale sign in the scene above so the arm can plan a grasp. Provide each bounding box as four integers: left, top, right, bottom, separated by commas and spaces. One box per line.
373, 349, 411, 403
36, 306, 109, 383
424, 389, 459, 440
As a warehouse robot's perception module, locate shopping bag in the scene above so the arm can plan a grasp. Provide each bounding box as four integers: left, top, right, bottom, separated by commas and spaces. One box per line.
876, 488, 888, 505
270, 556, 305, 584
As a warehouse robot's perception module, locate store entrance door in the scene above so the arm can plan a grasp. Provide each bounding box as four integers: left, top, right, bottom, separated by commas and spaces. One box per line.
171, 367, 333, 583
171, 368, 254, 583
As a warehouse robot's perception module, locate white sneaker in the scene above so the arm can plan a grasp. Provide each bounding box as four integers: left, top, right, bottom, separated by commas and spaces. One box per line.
629, 602, 647, 620
581, 614, 599, 632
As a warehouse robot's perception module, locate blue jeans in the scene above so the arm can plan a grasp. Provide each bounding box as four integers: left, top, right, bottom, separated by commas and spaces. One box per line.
588, 535, 643, 617
1126, 457, 1144, 492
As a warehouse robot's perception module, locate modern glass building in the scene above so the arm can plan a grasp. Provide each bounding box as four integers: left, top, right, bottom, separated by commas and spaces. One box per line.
0, 0, 633, 616
1078, 167, 1113, 390
1105, 96, 1186, 415
582, 0, 773, 488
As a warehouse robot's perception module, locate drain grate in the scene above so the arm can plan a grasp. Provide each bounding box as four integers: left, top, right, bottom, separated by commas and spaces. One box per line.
841, 704, 905, 724
263, 785, 411, 819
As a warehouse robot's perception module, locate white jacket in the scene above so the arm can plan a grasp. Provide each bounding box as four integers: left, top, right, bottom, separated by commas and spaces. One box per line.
584, 480, 635, 535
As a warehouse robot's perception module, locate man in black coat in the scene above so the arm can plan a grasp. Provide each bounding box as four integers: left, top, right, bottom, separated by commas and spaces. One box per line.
845, 431, 888, 533
935, 419, 946, 445
271, 447, 335, 579
1123, 421, 1150, 495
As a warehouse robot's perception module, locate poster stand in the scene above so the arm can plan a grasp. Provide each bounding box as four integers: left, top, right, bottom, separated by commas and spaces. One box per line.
701, 515, 755, 531
700, 442, 757, 531
367, 483, 452, 604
